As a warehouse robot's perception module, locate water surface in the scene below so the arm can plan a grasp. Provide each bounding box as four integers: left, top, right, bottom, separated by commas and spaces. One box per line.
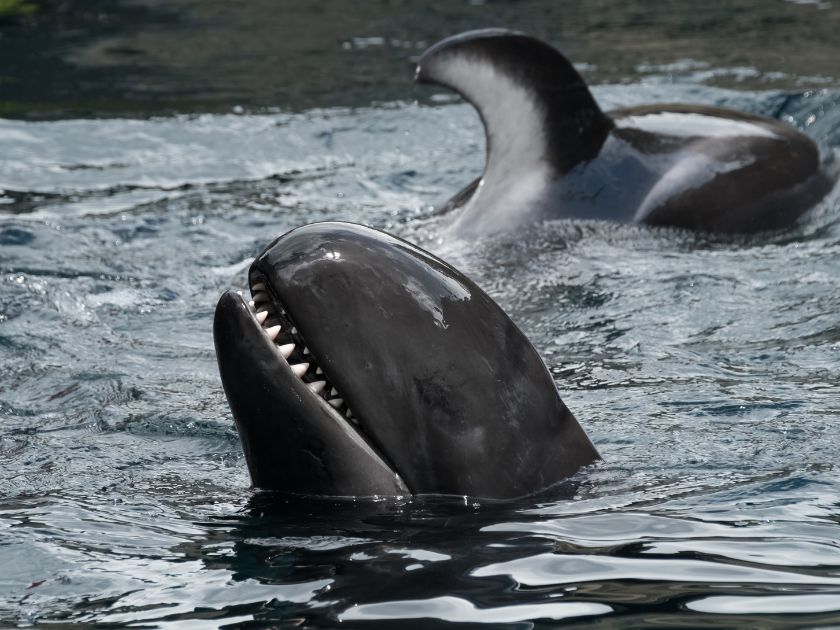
2, 1, 840, 627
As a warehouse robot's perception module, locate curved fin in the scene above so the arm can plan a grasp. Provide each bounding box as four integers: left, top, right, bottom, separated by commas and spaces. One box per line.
416, 30, 612, 231
417, 30, 611, 172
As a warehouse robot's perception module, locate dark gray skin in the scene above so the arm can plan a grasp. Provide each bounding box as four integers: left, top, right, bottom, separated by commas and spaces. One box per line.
416, 29, 837, 236
214, 222, 599, 499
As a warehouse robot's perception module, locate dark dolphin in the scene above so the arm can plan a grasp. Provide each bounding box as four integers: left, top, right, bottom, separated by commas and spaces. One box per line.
214, 222, 599, 499
416, 29, 837, 236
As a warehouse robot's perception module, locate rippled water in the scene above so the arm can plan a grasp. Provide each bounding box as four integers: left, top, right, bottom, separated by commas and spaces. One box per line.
3, 2, 840, 627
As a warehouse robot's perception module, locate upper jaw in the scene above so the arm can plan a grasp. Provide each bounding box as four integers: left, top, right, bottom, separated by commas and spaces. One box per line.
246, 272, 355, 425
213, 289, 409, 496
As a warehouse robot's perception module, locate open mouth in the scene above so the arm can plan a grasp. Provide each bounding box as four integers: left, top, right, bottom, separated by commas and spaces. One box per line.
245, 274, 360, 426
215, 222, 600, 499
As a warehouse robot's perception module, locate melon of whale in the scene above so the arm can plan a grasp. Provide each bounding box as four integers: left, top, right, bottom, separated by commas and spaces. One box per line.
416, 29, 837, 236
213, 222, 599, 499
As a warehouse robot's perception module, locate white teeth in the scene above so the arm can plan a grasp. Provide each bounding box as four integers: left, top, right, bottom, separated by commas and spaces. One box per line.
290, 363, 309, 378
291, 326, 297, 335
252, 292, 269, 303
307, 381, 326, 394
251, 282, 266, 292
252, 307, 347, 415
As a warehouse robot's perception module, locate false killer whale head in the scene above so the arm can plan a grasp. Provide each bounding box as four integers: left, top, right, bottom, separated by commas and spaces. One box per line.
214, 222, 599, 499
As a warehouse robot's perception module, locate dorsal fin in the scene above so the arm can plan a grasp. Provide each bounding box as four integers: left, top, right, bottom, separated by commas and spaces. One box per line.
416, 30, 612, 233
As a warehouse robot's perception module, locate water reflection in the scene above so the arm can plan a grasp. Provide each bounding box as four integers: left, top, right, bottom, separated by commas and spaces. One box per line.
2, 1, 840, 626
133, 493, 840, 626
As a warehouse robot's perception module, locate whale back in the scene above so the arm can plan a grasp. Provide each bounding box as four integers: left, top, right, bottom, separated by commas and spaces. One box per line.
418, 30, 836, 235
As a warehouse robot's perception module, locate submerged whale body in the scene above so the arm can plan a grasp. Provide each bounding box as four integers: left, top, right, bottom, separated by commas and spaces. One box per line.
416, 29, 837, 236
214, 223, 599, 499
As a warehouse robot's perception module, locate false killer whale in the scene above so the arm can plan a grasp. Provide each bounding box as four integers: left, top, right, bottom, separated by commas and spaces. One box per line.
214, 222, 599, 499
416, 29, 837, 236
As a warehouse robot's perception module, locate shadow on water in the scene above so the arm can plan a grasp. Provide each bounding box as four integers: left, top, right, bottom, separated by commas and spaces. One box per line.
2, 0, 840, 118
94, 491, 840, 628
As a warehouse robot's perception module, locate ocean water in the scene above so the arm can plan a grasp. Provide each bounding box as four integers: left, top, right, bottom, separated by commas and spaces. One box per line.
2, 1, 840, 627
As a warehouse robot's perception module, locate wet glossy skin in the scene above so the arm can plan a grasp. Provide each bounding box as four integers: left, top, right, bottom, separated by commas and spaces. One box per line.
417, 30, 837, 236
214, 223, 599, 499
214, 289, 406, 497
548, 104, 833, 232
